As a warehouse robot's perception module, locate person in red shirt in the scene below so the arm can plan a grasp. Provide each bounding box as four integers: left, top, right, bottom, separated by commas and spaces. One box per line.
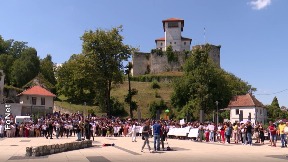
268, 121, 277, 147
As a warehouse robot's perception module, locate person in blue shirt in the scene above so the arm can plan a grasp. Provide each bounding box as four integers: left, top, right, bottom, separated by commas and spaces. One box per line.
153, 120, 161, 151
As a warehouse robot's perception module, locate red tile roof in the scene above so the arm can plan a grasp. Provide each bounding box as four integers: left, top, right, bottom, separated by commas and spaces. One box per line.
155, 37, 165, 42
162, 18, 184, 32
162, 18, 184, 22
17, 85, 56, 97
228, 93, 264, 107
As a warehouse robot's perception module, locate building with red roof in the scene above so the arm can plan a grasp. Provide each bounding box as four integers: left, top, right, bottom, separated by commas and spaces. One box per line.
17, 85, 56, 115
155, 18, 192, 52
227, 93, 267, 124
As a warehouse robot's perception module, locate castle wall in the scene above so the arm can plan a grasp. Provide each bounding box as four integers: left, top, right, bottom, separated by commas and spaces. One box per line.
150, 52, 186, 74
192, 44, 221, 67
132, 44, 220, 76
131, 52, 150, 76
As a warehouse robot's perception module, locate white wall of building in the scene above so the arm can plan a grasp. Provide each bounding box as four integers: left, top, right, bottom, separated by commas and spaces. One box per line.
230, 106, 267, 124
156, 41, 165, 51
19, 95, 54, 109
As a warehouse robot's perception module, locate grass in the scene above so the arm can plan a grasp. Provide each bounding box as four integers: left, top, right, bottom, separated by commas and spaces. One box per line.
111, 81, 174, 118
54, 81, 174, 118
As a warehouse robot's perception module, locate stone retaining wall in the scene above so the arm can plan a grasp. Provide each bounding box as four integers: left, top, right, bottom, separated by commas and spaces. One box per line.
26, 140, 93, 157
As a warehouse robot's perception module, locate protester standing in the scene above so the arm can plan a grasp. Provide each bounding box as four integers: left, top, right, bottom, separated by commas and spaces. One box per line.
141, 121, 152, 153
84, 120, 92, 140
268, 121, 277, 147
259, 122, 265, 144
131, 122, 137, 142
278, 120, 287, 148
153, 121, 161, 151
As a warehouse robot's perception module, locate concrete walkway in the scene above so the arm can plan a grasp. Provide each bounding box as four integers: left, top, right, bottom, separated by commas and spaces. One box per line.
1, 136, 288, 162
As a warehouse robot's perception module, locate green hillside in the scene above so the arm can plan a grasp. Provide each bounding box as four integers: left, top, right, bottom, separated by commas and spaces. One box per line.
111, 81, 174, 118
55, 81, 174, 118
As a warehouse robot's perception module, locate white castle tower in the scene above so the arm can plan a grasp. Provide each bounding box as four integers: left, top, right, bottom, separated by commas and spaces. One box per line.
0, 70, 4, 103
155, 18, 192, 51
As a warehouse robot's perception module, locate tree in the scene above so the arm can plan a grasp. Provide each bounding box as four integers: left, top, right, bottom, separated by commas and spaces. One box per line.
0, 54, 14, 84
124, 62, 138, 118
56, 54, 95, 103
81, 26, 132, 117
0, 36, 29, 85
40, 54, 56, 85
271, 96, 280, 108
10, 47, 40, 87
171, 44, 251, 120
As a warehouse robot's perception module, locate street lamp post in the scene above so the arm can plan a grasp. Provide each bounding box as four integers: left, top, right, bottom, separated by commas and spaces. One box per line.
215, 101, 219, 126
84, 102, 87, 118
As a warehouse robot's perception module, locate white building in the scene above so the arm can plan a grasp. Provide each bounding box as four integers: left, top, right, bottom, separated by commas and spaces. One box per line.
17, 85, 56, 115
228, 93, 267, 124
155, 18, 192, 51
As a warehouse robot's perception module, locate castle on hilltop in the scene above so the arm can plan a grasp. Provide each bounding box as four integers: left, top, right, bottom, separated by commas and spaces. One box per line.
132, 18, 221, 76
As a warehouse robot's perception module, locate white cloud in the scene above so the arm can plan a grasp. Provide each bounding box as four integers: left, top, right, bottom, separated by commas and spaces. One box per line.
249, 0, 272, 10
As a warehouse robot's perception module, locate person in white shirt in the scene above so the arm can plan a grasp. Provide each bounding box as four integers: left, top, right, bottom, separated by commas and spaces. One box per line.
55, 122, 60, 139
208, 123, 215, 142
131, 122, 137, 142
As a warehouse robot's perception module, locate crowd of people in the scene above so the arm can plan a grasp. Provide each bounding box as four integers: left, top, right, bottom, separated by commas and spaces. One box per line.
1, 111, 288, 152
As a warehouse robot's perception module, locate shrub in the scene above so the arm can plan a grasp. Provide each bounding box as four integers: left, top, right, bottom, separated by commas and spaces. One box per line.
151, 80, 160, 89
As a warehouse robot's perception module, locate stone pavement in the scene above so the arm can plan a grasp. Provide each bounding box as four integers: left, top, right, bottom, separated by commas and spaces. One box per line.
1, 136, 288, 162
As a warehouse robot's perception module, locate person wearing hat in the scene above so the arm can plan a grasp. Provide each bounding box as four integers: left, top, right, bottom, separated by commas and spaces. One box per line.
278, 120, 287, 148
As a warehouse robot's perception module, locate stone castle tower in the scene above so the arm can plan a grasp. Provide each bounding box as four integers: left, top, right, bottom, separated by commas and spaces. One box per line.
0, 70, 5, 103
155, 18, 192, 51
132, 18, 221, 76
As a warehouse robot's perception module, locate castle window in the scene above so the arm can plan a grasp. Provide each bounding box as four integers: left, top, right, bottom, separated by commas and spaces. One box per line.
168, 22, 178, 28
170, 42, 172, 45
184, 42, 186, 45
160, 42, 163, 46
174, 42, 176, 44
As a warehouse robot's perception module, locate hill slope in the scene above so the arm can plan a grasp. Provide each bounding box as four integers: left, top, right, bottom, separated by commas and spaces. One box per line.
111, 81, 174, 118
54, 81, 174, 118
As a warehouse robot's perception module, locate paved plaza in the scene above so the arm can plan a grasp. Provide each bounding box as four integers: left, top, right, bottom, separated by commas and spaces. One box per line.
1, 136, 288, 162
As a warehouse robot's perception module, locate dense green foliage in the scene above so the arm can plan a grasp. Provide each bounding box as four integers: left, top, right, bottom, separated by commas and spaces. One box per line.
56, 54, 95, 103
56, 26, 133, 116
171, 44, 252, 121
149, 99, 168, 119
40, 54, 56, 85
266, 96, 288, 122
0, 35, 55, 88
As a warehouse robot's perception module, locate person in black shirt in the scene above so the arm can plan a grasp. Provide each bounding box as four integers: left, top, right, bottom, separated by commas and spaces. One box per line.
46, 121, 53, 139
259, 123, 265, 144
84, 120, 92, 140
246, 121, 253, 146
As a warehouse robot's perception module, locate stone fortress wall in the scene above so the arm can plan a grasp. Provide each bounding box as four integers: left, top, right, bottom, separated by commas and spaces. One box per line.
132, 44, 221, 76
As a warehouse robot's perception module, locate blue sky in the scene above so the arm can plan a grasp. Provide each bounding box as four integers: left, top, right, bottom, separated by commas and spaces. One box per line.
0, 0, 287, 107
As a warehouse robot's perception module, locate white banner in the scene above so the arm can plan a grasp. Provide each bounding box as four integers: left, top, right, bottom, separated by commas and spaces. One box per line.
188, 128, 199, 138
